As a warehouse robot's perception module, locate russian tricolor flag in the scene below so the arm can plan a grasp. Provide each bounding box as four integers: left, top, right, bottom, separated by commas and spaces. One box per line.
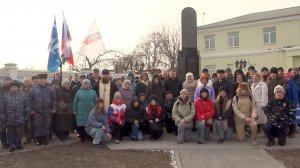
61, 13, 74, 65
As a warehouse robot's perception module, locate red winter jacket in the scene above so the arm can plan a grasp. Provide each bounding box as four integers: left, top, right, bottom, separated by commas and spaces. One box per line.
194, 98, 215, 123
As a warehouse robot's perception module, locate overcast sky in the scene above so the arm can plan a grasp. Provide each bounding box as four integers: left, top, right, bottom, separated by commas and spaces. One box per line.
1, 0, 300, 70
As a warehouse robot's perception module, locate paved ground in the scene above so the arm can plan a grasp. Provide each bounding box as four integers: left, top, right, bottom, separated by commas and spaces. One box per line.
1, 131, 299, 168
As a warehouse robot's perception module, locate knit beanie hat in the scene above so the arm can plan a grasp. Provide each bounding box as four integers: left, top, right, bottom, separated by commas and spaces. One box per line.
114, 91, 122, 99
238, 83, 249, 90
261, 67, 269, 73
180, 89, 188, 95
274, 85, 285, 94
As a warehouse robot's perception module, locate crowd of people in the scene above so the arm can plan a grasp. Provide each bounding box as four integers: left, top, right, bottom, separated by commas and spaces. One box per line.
0, 66, 299, 152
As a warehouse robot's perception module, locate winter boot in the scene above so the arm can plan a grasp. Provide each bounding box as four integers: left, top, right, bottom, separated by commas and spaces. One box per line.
36, 137, 42, 146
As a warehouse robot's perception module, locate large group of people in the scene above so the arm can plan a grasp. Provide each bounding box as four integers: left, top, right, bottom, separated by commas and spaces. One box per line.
0, 65, 299, 152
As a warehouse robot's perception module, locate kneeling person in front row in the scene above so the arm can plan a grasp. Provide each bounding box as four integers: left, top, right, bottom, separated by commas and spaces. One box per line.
85, 98, 111, 145
232, 83, 258, 146
172, 89, 195, 144
264, 85, 295, 147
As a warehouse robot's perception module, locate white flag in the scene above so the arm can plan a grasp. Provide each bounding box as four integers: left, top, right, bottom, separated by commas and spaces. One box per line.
80, 20, 106, 58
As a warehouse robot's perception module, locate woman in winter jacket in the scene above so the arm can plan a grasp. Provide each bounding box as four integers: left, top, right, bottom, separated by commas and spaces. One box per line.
107, 92, 126, 144
73, 79, 98, 142
135, 73, 149, 96
125, 98, 146, 141
145, 74, 164, 105
172, 89, 195, 144
120, 80, 133, 108
182, 73, 197, 102
146, 95, 164, 140
214, 87, 234, 143
194, 73, 215, 103
194, 88, 215, 144
232, 83, 258, 146
85, 98, 112, 145
55, 79, 74, 141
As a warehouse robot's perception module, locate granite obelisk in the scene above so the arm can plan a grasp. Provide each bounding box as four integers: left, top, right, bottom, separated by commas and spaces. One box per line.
177, 7, 200, 81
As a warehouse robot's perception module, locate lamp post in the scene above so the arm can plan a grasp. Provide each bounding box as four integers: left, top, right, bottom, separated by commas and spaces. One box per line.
235, 59, 247, 70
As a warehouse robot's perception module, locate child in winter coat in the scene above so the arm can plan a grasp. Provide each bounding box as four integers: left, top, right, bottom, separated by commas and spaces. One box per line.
125, 98, 146, 141
194, 88, 215, 144
0, 81, 30, 152
214, 87, 234, 143
85, 98, 112, 145
172, 89, 195, 144
146, 95, 164, 140
107, 92, 126, 144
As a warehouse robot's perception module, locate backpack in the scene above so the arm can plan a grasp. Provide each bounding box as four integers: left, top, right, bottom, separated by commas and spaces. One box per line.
235, 95, 252, 103
176, 101, 193, 110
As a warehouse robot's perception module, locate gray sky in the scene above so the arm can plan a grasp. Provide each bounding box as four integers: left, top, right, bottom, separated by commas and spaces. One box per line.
1, 0, 300, 70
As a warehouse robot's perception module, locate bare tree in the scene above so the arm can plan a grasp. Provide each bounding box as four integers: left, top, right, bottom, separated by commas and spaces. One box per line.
71, 50, 114, 72
159, 25, 180, 69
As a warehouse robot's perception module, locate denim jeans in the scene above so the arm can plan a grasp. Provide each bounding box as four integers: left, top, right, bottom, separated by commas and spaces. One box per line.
214, 120, 233, 140
131, 124, 143, 141
88, 128, 106, 144
195, 121, 210, 143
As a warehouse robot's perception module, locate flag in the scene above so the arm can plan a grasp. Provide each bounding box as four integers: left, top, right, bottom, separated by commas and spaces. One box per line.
47, 16, 61, 72
61, 13, 74, 65
80, 20, 106, 58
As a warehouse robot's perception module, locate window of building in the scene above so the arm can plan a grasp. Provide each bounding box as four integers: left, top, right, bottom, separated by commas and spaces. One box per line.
228, 31, 239, 47
204, 65, 216, 75
204, 34, 215, 49
263, 27, 276, 44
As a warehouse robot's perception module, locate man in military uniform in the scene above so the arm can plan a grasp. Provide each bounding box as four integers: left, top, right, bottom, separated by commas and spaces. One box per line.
30, 74, 56, 146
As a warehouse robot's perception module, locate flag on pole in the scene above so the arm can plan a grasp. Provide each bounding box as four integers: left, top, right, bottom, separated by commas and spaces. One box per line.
80, 20, 106, 58
61, 12, 74, 65
47, 16, 61, 72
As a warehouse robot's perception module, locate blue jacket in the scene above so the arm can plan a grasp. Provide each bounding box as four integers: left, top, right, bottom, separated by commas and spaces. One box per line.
85, 108, 110, 134
285, 79, 299, 107
73, 87, 97, 127
0, 91, 30, 126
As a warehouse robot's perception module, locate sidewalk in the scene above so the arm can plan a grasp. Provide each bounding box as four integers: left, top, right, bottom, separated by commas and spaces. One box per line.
0, 132, 299, 168
106, 132, 300, 168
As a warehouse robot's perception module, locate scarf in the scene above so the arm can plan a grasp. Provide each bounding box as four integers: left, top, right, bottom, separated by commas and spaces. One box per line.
147, 105, 161, 118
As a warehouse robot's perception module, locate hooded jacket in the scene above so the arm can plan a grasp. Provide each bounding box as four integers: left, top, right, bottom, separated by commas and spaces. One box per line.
232, 86, 257, 120
172, 96, 195, 128
107, 99, 126, 126
194, 96, 215, 126
125, 98, 146, 124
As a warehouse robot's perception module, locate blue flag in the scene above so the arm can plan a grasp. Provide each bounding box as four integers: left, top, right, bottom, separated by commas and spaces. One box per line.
47, 16, 61, 72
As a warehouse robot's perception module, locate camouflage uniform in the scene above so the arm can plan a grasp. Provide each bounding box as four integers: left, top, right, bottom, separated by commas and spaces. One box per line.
0, 91, 30, 149
29, 84, 56, 144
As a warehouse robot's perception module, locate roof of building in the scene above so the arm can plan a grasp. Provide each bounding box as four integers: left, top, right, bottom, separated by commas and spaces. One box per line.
198, 6, 300, 30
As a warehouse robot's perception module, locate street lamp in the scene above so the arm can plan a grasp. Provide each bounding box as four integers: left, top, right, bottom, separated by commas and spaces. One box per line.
235, 59, 247, 70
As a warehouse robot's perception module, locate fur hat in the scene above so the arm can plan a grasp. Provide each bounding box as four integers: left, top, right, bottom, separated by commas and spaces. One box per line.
238, 83, 249, 90
274, 85, 285, 94
114, 91, 122, 99
37, 74, 48, 79
216, 69, 225, 73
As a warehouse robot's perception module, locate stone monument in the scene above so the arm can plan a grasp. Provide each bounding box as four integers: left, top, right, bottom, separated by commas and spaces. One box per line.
177, 7, 199, 81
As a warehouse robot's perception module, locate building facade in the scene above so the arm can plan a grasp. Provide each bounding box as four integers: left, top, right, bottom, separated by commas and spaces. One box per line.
197, 6, 300, 74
